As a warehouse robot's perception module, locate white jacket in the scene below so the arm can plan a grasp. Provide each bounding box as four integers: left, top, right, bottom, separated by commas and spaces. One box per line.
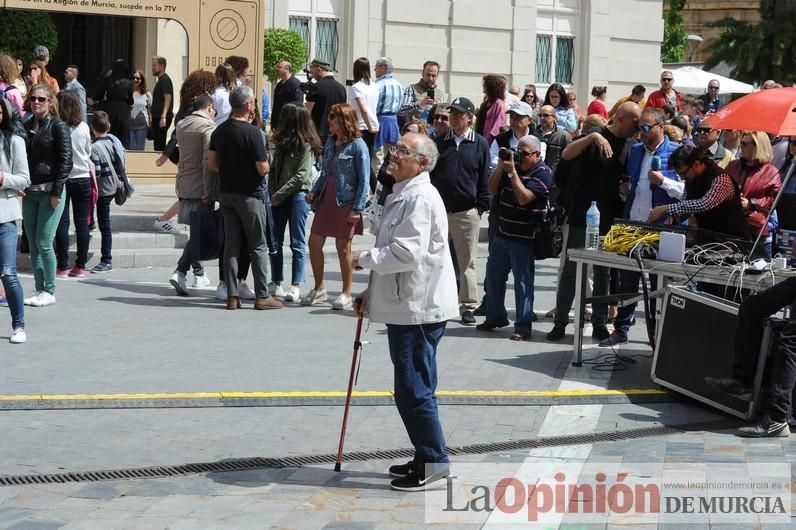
0, 135, 31, 224
359, 172, 459, 325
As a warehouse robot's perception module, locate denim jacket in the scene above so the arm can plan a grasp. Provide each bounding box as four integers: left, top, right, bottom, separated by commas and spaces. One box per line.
312, 137, 369, 212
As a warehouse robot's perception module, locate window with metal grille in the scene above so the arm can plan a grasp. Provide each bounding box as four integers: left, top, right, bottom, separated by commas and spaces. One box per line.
555, 37, 574, 84
536, 35, 552, 84
289, 16, 311, 68
315, 18, 338, 71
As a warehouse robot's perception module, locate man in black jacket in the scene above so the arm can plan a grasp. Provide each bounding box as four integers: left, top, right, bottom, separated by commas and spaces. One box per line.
270, 61, 302, 132
430, 97, 490, 325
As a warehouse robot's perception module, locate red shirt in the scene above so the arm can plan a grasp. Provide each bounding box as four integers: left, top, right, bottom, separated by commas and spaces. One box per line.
587, 99, 608, 119
646, 89, 681, 111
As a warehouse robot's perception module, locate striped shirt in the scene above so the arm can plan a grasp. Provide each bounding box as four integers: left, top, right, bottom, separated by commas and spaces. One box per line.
496, 160, 553, 242
376, 74, 403, 115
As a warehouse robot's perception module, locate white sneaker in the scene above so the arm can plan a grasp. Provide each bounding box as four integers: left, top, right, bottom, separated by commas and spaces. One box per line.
215, 282, 228, 301
24, 291, 43, 306
238, 281, 256, 300
31, 292, 56, 307
193, 274, 211, 288
169, 271, 189, 296
9, 328, 26, 344
268, 282, 287, 298
332, 293, 353, 310
153, 218, 182, 234
284, 285, 301, 302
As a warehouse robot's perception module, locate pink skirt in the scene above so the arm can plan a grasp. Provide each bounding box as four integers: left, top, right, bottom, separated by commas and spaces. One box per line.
311, 175, 363, 240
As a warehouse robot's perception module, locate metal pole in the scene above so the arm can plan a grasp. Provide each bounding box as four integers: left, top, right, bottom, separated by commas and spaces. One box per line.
747, 158, 795, 261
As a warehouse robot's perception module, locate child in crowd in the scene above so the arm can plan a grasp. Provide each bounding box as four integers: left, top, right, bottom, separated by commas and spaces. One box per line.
89, 111, 127, 273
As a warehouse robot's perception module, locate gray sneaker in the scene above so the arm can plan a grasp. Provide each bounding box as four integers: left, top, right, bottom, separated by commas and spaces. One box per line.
738, 415, 790, 438
301, 288, 327, 306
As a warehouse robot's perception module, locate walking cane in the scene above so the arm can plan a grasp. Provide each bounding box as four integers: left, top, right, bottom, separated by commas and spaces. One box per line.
334, 313, 365, 472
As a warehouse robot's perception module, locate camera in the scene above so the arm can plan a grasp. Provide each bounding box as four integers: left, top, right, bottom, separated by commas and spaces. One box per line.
299, 67, 314, 94
498, 147, 518, 161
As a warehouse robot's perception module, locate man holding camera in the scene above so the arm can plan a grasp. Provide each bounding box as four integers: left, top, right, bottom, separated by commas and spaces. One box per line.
476, 136, 552, 341
305, 58, 346, 146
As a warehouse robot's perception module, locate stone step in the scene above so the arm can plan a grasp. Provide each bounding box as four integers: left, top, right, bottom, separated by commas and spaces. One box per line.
17, 247, 185, 271
67, 231, 189, 250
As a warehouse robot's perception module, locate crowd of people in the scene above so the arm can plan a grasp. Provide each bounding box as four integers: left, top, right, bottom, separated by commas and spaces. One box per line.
3, 43, 796, 488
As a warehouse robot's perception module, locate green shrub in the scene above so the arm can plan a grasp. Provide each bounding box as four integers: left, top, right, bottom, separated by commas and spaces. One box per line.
0, 10, 58, 64
263, 28, 308, 82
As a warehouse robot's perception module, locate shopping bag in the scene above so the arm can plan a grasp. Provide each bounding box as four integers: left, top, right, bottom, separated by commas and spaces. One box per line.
188, 208, 224, 261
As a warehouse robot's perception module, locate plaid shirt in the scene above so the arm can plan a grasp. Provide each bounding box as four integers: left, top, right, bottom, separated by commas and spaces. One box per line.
667, 172, 735, 217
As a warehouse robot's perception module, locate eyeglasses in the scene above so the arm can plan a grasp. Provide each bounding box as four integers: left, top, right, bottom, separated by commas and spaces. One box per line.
675, 164, 693, 178
708, 85, 719, 90
696, 127, 713, 134
661, 78, 673, 82
638, 122, 661, 133
740, 140, 755, 147
389, 145, 420, 159
30, 96, 48, 103
433, 114, 449, 122
539, 113, 555, 118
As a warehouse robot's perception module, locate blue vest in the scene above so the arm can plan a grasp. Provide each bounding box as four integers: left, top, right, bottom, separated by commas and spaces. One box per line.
624, 136, 681, 220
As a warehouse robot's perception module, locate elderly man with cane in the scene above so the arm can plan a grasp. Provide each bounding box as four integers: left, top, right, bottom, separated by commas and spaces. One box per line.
352, 132, 459, 491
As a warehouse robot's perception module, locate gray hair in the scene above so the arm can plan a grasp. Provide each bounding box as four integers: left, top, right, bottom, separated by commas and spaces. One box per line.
375, 57, 393, 73
642, 106, 665, 123
518, 135, 541, 152
229, 86, 254, 113
410, 133, 439, 172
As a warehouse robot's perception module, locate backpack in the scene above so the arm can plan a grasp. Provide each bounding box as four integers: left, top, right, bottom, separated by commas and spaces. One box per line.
0, 87, 26, 140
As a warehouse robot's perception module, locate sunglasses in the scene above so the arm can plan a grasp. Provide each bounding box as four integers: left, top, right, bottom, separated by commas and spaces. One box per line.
29, 96, 48, 103
433, 114, 449, 122
708, 85, 719, 89
661, 78, 673, 82
539, 113, 554, 118
696, 127, 713, 134
638, 122, 661, 133
740, 140, 755, 147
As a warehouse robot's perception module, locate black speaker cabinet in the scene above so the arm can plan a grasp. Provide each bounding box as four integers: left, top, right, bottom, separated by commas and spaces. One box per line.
651, 286, 780, 420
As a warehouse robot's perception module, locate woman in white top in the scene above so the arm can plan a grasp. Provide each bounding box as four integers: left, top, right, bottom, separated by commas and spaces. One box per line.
54, 91, 93, 278
128, 68, 151, 150
0, 99, 31, 344
212, 63, 236, 124
350, 57, 379, 190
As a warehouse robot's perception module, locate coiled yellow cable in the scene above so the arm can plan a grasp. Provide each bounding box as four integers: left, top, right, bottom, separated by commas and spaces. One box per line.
603, 224, 661, 255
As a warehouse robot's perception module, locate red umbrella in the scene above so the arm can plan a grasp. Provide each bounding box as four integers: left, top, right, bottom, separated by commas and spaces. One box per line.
702, 87, 796, 136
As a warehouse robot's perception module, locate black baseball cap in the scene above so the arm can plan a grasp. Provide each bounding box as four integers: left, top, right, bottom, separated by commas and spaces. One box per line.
449, 97, 475, 114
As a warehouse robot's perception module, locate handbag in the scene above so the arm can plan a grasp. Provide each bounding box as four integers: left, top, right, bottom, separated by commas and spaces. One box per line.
114, 178, 128, 206
188, 207, 225, 261
533, 204, 565, 261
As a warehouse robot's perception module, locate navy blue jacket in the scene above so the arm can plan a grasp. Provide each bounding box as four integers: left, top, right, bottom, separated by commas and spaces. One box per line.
431, 129, 491, 213
624, 136, 681, 219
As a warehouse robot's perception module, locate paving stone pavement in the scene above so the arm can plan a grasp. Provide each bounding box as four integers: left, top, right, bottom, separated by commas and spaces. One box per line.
1, 206, 794, 528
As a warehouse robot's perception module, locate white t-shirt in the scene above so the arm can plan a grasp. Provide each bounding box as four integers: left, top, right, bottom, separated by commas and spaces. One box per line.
68, 122, 93, 179
213, 86, 232, 124
350, 80, 379, 131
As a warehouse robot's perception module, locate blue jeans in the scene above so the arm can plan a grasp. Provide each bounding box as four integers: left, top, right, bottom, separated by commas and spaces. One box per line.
129, 128, 148, 151
0, 221, 24, 330
55, 178, 92, 269
613, 269, 658, 338
387, 322, 450, 467
269, 191, 308, 284
484, 235, 535, 334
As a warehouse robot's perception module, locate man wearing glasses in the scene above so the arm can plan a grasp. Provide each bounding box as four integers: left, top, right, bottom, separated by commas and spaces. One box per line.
696, 124, 734, 169
429, 104, 450, 139
698, 80, 723, 114
533, 104, 570, 173
646, 71, 681, 113
476, 135, 552, 341
601, 107, 683, 347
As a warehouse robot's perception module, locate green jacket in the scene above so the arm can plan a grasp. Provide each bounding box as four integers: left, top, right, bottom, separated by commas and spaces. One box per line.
270, 144, 315, 203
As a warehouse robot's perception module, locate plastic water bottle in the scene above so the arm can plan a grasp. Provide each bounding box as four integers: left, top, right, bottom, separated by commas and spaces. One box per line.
585, 201, 600, 251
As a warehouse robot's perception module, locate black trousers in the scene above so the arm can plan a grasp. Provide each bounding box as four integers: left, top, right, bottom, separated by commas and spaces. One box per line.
733, 277, 796, 422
